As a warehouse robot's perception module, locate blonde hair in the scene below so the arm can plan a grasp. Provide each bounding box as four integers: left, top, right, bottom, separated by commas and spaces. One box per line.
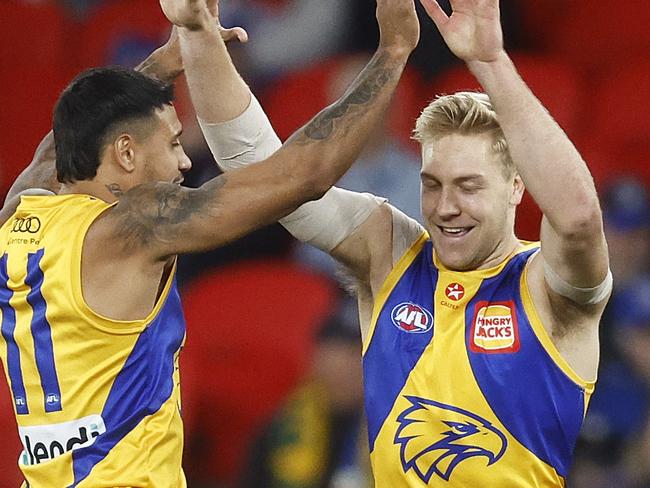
413, 92, 514, 177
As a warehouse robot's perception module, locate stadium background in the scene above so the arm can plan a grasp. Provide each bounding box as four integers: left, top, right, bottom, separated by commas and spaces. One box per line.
0, 0, 648, 486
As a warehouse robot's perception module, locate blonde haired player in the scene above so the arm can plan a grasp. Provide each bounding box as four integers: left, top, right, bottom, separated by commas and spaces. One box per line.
200, 0, 611, 486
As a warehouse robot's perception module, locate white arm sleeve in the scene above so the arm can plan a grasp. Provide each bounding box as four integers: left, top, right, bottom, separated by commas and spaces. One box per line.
544, 261, 613, 305
199, 95, 282, 167
198, 94, 383, 252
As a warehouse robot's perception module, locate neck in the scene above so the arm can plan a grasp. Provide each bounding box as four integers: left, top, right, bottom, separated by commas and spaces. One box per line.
59, 180, 122, 204
476, 232, 522, 270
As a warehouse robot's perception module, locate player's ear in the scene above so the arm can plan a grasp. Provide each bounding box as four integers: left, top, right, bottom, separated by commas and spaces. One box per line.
510, 174, 524, 206
113, 134, 136, 174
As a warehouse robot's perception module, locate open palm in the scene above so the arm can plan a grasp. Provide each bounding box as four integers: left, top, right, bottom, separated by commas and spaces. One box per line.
420, 0, 503, 62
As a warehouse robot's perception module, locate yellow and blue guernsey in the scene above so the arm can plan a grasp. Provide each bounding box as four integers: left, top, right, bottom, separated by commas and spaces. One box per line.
363, 233, 594, 487
0, 194, 186, 487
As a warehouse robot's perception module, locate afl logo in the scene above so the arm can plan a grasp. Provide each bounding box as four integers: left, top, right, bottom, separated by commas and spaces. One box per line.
391, 302, 433, 333
445, 283, 465, 301
11, 217, 41, 234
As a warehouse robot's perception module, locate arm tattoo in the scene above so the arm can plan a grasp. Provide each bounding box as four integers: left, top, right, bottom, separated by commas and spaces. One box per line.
113, 177, 226, 249
135, 50, 183, 82
288, 51, 395, 144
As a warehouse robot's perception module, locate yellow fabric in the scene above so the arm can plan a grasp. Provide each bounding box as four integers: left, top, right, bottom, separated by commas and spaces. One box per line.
0, 194, 186, 487
366, 241, 587, 487
362, 231, 429, 355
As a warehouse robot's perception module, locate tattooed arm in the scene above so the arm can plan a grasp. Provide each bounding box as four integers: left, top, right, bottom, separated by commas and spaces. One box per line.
103, 0, 420, 261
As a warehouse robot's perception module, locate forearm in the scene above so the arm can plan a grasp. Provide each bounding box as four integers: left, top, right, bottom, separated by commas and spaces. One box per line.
4, 131, 59, 203
135, 39, 183, 82
200, 95, 281, 168
468, 52, 601, 235
205, 44, 409, 198
279, 46, 409, 192
179, 24, 251, 123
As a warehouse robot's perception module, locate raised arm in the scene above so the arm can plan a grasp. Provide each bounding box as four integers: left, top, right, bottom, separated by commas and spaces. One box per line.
2, 17, 245, 208
170, 0, 251, 123
422, 0, 609, 293
106, 0, 419, 260
195, 1, 423, 297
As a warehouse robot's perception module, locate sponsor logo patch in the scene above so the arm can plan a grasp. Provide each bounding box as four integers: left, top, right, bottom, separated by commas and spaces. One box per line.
10, 217, 41, 234
391, 302, 433, 334
445, 283, 465, 301
19, 414, 106, 465
470, 301, 519, 353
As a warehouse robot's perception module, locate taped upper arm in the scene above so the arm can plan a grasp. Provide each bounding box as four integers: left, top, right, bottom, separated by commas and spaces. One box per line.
539, 215, 610, 291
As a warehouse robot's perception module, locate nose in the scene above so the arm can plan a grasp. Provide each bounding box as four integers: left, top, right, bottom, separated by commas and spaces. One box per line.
179, 151, 192, 173
435, 187, 461, 219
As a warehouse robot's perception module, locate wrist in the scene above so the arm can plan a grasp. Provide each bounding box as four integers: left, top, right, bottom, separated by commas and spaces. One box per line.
157, 44, 184, 80
178, 16, 220, 38
136, 47, 183, 82
467, 50, 511, 77
377, 42, 413, 63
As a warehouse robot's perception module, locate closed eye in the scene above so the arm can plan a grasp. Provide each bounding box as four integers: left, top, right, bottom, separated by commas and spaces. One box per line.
421, 177, 440, 189
459, 184, 483, 194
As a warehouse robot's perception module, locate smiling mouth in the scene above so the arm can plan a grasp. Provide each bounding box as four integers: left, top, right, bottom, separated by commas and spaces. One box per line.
173, 177, 184, 185
438, 226, 474, 237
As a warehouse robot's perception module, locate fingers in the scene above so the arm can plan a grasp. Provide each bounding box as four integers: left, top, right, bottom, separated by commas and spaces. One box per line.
419, 0, 449, 27
207, 0, 219, 19
221, 26, 249, 44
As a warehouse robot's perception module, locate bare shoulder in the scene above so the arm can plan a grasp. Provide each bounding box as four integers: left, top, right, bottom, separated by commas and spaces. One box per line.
332, 203, 393, 294
352, 204, 424, 344
96, 179, 223, 260
334, 202, 425, 301
389, 205, 426, 265
81, 186, 186, 321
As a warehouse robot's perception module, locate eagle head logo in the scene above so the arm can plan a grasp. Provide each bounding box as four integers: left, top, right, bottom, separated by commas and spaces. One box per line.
394, 396, 507, 482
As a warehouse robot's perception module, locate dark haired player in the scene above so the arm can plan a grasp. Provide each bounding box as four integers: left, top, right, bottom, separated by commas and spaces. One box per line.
0, 0, 420, 485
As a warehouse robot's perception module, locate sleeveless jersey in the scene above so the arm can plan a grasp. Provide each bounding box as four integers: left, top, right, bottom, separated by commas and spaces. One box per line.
362, 233, 594, 487
0, 194, 187, 487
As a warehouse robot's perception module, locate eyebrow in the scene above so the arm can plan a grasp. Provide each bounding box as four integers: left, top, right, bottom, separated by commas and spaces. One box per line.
420, 173, 486, 183
454, 175, 485, 184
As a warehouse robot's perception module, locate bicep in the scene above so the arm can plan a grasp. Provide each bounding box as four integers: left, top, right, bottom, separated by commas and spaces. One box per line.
539, 215, 610, 289
108, 157, 316, 260
332, 203, 423, 294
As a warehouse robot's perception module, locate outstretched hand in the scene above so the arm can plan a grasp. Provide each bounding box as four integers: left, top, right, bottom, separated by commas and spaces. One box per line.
160, 0, 248, 41
206, 0, 248, 43
377, 0, 420, 55
420, 0, 503, 63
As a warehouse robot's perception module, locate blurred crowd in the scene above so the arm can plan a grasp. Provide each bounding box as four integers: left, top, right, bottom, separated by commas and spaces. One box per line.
0, 0, 648, 486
